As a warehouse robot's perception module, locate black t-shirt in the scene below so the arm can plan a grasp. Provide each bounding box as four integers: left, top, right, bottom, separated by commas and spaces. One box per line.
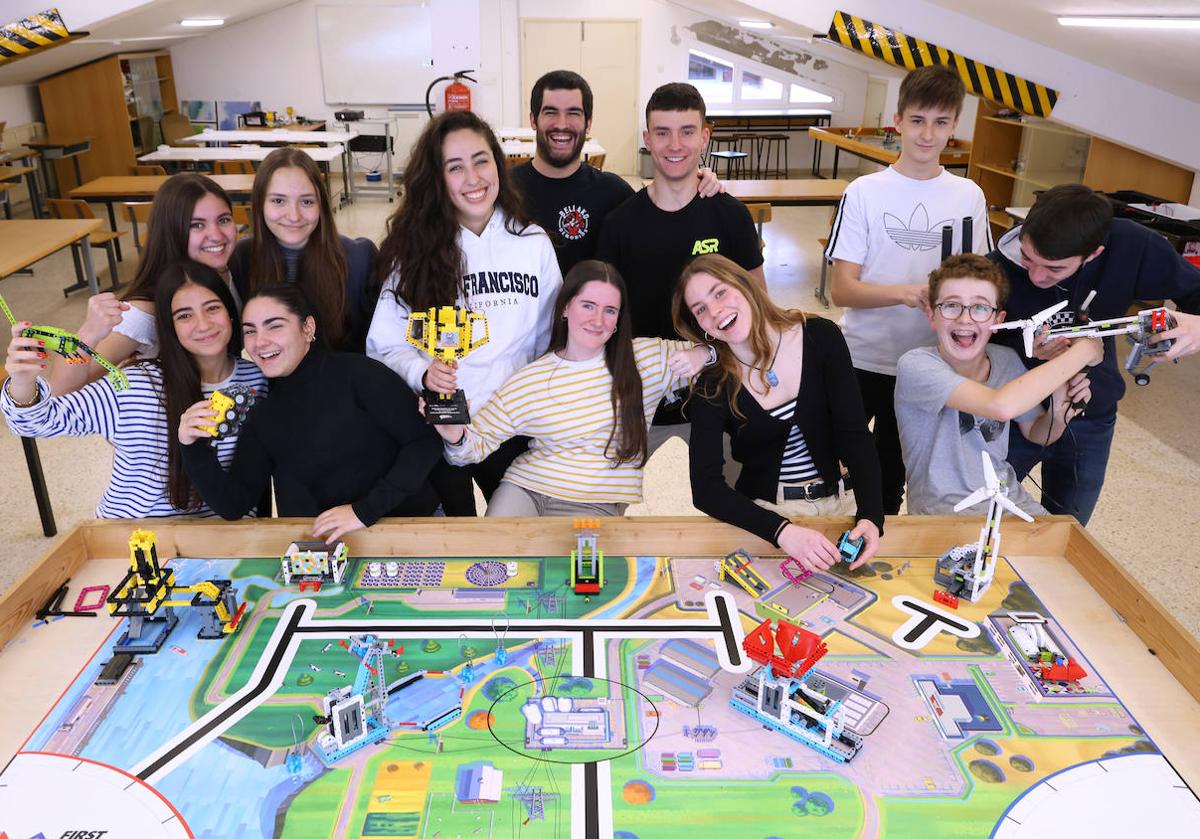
511, 161, 635, 276
595, 189, 763, 340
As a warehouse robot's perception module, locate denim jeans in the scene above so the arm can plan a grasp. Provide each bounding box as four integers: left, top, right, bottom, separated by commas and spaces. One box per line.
1007, 409, 1117, 525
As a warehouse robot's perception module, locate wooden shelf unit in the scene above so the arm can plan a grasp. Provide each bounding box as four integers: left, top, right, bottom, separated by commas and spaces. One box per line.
37, 51, 179, 193
968, 100, 1196, 237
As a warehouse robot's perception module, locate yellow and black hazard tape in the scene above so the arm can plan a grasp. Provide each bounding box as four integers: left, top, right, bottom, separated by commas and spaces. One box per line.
0, 8, 72, 63
827, 10, 1057, 118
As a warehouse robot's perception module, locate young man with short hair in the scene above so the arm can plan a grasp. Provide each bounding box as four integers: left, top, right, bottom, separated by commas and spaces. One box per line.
895, 254, 1101, 515
595, 82, 764, 444
826, 64, 992, 515
989, 183, 1200, 523
512, 71, 723, 275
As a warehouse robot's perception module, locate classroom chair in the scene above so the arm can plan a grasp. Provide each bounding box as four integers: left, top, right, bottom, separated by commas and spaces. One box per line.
46, 198, 125, 295
587, 153, 607, 171
0, 181, 17, 219
130, 164, 167, 176
160, 113, 198, 147
214, 160, 256, 175
121, 202, 153, 254
505, 154, 532, 169
232, 204, 252, 239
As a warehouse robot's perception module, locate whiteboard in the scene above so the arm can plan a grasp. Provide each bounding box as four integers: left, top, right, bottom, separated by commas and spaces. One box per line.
317, 4, 437, 105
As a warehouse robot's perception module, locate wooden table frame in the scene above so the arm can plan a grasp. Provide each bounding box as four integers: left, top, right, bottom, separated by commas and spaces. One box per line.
3, 516, 1198, 789
0, 218, 103, 296
810, 127, 972, 179
69, 174, 256, 256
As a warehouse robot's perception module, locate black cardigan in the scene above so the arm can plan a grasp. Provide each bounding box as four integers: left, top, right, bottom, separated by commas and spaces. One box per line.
182, 348, 441, 525
688, 316, 884, 545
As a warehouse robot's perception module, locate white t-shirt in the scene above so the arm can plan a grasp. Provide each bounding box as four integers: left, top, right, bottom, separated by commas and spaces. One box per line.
111, 303, 158, 359
825, 166, 991, 376
366, 209, 563, 412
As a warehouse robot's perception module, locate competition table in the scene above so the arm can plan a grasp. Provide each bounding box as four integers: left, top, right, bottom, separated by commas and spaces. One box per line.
0, 217, 103, 295
69, 174, 256, 251
810, 126, 972, 179
0, 516, 1198, 839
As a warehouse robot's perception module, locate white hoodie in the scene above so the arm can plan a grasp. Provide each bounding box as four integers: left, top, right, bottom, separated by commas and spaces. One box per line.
366, 209, 563, 411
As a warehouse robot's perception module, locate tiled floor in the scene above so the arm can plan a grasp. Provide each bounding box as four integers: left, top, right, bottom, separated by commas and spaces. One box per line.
1, 188, 1197, 642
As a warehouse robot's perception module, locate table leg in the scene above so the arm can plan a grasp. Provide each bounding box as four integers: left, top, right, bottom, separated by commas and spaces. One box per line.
832, 147, 841, 180
79, 235, 99, 295
815, 257, 831, 309
104, 200, 122, 262
39, 157, 60, 199
20, 437, 57, 537
25, 169, 43, 218
811, 141, 821, 177
341, 145, 353, 207
71, 155, 83, 189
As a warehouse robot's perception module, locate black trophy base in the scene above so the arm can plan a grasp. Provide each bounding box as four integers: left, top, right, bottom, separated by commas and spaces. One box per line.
424, 388, 471, 424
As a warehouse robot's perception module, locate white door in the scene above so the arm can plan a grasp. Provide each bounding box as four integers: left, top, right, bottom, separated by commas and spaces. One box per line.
520, 19, 640, 175
864, 77, 888, 128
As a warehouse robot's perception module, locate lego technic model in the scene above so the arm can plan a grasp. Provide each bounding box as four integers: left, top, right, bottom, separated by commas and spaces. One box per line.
729, 617, 863, 763
198, 385, 259, 439
934, 452, 1033, 604
993, 297, 1179, 386
0, 290, 129, 391
405, 305, 489, 423
282, 540, 348, 590
570, 518, 604, 595
719, 549, 770, 599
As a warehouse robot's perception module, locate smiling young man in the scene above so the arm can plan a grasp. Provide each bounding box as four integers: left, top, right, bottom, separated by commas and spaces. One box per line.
826, 64, 992, 515
595, 82, 763, 447
895, 255, 1101, 516
988, 184, 1200, 523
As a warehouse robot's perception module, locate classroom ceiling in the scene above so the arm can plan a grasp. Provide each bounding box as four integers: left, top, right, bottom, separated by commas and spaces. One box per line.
0, 0, 293, 85
921, 0, 1200, 104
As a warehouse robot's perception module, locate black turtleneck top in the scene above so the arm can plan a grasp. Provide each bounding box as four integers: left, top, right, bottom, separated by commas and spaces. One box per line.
182, 348, 441, 524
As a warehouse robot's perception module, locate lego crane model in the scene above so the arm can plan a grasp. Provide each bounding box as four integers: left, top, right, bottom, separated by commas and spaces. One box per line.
992, 297, 1178, 386
936, 451, 1033, 603
0, 290, 129, 392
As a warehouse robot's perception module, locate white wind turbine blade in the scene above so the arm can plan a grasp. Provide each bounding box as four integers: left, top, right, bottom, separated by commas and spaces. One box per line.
954, 489, 989, 512
981, 451, 1000, 493
995, 492, 1034, 522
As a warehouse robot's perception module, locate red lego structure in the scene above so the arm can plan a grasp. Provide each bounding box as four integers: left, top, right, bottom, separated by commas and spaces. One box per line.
743, 618, 827, 680
933, 590, 959, 609
1036, 657, 1087, 683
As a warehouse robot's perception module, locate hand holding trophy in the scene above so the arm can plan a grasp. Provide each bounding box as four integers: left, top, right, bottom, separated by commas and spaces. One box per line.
406, 306, 489, 424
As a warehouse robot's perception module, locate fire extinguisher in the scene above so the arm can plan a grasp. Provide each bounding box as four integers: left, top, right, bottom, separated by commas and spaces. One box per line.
425, 70, 477, 117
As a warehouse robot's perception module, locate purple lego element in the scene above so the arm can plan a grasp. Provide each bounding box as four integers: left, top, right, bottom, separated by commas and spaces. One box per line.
73, 584, 111, 612
779, 557, 812, 585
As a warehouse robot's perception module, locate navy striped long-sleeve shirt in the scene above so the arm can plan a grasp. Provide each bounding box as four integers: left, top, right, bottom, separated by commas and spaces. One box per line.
2, 359, 266, 518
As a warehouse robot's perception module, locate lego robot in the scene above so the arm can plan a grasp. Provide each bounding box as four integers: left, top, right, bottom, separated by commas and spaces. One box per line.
0, 290, 128, 392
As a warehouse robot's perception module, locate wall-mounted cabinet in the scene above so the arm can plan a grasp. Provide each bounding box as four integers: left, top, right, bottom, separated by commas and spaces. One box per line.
968, 100, 1195, 237
38, 51, 178, 191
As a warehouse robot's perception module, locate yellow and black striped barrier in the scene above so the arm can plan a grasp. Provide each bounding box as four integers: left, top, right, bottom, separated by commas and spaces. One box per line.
827, 10, 1057, 118
0, 8, 74, 64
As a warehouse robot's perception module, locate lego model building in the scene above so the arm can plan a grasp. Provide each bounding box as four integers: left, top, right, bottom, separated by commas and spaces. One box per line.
570, 518, 603, 595
1008, 618, 1088, 690
719, 549, 770, 599
198, 385, 259, 439
0, 290, 129, 391
935, 452, 1033, 603
729, 617, 862, 763
312, 634, 391, 765
282, 540, 348, 590
405, 305, 489, 423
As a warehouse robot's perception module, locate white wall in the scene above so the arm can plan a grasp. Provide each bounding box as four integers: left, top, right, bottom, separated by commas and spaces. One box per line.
0, 84, 38, 126
750, 0, 1200, 174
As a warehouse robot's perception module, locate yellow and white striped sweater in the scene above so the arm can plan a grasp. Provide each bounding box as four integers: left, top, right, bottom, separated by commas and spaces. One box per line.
446, 337, 691, 503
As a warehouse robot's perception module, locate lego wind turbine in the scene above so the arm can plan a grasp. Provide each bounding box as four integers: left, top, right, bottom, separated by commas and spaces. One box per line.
952, 451, 1033, 601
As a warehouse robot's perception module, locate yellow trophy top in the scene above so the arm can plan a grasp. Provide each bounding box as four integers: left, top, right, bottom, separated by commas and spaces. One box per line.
405, 305, 489, 362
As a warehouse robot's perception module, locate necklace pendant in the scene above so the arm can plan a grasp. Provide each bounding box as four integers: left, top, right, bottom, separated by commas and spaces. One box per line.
766, 370, 779, 387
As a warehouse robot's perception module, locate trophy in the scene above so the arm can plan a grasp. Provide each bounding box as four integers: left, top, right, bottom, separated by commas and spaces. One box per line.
406, 306, 489, 424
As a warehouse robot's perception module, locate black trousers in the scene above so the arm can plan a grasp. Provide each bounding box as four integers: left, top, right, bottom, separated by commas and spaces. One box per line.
854, 368, 904, 515
430, 435, 531, 516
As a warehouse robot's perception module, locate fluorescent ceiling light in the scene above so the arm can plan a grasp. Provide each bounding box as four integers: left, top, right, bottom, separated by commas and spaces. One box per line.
1058, 16, 1200, 30
739, 20, 774, 29
180, 18, 225, 28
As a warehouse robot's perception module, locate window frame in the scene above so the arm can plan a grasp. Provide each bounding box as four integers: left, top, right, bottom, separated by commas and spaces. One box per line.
685, 45, 841, 112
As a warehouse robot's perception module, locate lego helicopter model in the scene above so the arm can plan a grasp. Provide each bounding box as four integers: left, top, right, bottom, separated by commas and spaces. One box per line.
991, 295, 1177, 386
935, 451, 1033, 604
0, 290, 129, 391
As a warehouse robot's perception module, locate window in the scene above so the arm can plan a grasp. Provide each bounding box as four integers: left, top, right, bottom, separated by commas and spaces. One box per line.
791, 83, 833, 105
687, 49, 733, 103
742, 71, 783, 101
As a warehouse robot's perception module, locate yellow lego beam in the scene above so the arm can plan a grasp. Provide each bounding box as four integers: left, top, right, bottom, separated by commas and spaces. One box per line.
826, 10, 1057, 118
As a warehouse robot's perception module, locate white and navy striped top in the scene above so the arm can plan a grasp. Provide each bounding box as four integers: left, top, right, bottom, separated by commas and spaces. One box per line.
1, 359, 266, 519
766, 398, 820, 484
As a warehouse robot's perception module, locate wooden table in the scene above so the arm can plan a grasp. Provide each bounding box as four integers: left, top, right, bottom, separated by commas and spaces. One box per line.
24, 137, 91, 198
810, 127, 972, 179
70, 175, 256, 249
0, 516, 1197, 837
724, 178, 848, 207
0, 364, 55, 537
501, 139, 606, 162
0, 218, 102, 295
708, 108, 832, 133
0, 160, 44, 219
139, 145, 344, 201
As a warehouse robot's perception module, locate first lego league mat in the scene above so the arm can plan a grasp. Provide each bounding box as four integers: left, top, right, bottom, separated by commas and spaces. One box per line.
2, 540, 1198, 838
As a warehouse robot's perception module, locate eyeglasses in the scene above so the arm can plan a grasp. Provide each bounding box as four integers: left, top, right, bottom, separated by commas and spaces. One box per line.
934, 301, 999, 322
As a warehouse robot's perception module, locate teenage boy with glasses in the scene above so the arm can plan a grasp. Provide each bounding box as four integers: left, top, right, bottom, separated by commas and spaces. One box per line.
894, 255, 1101, 515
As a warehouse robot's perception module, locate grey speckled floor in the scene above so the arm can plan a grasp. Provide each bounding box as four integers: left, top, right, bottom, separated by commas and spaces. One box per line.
1, 188, 1197, 642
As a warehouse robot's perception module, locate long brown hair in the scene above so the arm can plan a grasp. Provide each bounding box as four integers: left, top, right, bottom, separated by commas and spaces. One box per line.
124, 174, 234, 302
671, 254, 805, 418
149, 261, 242, 511
375, 111, 534, 310
549, 261, 646, 466
245, 147, 348, 348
